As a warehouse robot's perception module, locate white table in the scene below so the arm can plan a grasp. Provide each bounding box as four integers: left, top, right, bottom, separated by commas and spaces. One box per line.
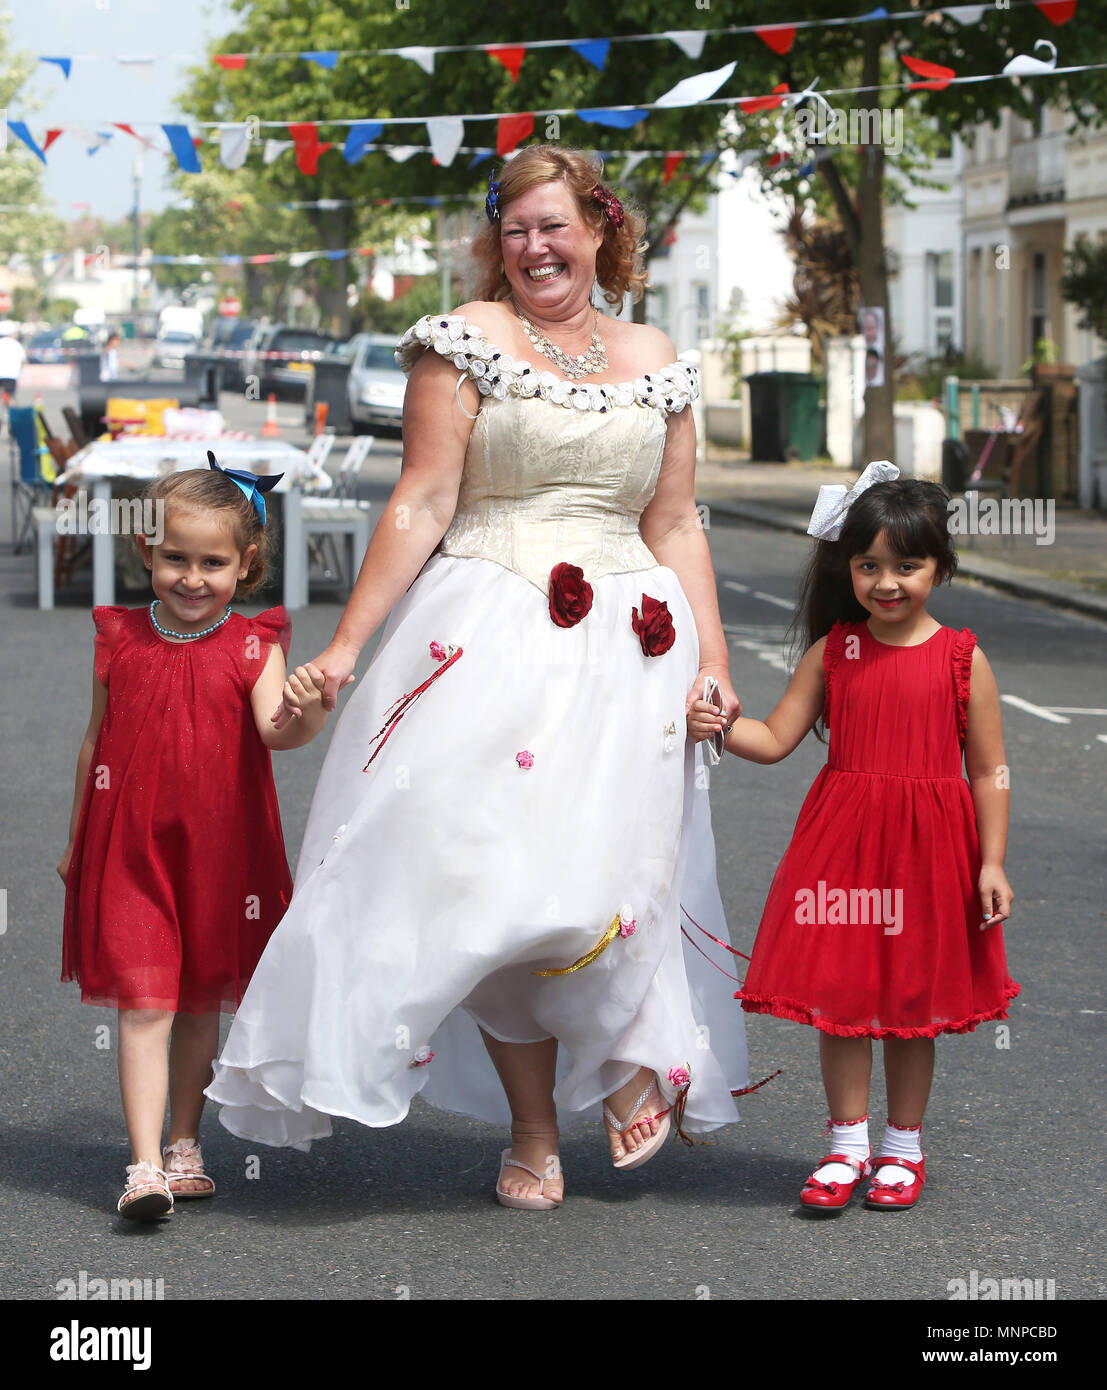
56, 437, 321, 610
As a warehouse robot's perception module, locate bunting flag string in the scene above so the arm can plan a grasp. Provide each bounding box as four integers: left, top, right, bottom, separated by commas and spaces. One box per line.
32, 0, 1078, 78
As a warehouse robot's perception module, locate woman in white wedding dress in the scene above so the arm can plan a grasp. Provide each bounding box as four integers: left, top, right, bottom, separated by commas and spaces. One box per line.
206, 145, 749, 1208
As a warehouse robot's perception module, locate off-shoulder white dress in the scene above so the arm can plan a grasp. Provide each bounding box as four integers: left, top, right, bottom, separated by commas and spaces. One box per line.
206, 314, 749, 1150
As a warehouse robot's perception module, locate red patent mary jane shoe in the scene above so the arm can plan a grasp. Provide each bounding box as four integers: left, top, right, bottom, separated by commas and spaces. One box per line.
864, 1155, 926, 1210
799, 1152, 872, 1212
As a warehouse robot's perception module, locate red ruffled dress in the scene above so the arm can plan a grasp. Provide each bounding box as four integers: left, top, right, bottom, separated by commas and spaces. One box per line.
62, 605, 294, 1014
736, 621, 1020, 1038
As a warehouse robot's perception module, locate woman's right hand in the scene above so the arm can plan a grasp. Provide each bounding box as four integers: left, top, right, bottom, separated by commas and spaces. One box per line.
57, 842, 73, 884
270, 640, 358, 728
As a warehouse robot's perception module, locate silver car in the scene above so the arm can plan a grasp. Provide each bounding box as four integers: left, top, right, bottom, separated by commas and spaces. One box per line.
344, 333, 407, 434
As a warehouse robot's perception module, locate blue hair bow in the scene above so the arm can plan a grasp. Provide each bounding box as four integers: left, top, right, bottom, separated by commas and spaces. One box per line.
208, 450, 282, 525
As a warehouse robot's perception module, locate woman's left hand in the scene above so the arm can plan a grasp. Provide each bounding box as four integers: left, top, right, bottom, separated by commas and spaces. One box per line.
686, 667, 740, 728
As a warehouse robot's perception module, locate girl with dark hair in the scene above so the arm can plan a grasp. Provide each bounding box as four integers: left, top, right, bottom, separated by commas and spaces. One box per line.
59, 457, 332, 1221
690, 464, 1019, 1212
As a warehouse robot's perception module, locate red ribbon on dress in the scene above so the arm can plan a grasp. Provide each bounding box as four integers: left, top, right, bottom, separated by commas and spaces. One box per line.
363, 645, 464, 770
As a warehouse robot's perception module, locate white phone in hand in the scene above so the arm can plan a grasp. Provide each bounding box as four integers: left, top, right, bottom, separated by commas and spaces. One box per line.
703, 677, 724, 766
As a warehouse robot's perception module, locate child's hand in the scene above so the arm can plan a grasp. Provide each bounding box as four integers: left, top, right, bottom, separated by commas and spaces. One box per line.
978, 866, 1013, 929
273, 663, 327, 725
57, 841, 73, 884
688, 698, 726, 744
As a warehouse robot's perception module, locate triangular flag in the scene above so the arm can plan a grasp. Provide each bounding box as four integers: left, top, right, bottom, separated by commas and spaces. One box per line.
163, 124, 202, 173
343, 122, 383, 164
386, 146, 421, 163
39, 56, 71, 79
43, 129, 63, 153
577, 107, 649, 129
655, 61, 736, 109
113, 123, 160, 152
737, 82, 790, 114
213, 54, 247, 70
288, 123, 332, 175
68, 126, 112, 154
289, 252, 319, 268
1035, 0, 1076, 22
264, 140, 292, 165
220, 124, 251, 169
497, 112, 534, 156
486, 45, 526, 82
662, 152, 685, 185
248, 254, 278, 264
620, 151, 648, 181
426, 116, 464, 168
396, 46, 435, 75
663, 31, 707, 60
943, 5, 986, 22
467, 149, 495, 170
8, 122, 46, 162
571, 40, 609, 72
900, 55, 956, 91
755, 27, 796, 56
323, 250, 348, 260
858, 6, 889, 18
301, 51, 338, 69
767, 150, 792, 169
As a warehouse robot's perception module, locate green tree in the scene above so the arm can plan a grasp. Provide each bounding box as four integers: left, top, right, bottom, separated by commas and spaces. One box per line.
0, 13, 65, 265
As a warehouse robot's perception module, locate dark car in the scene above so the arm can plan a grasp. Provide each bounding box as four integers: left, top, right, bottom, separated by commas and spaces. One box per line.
27, 329, 68, 364
244, 325, 341, 402
209, 317, 258, 391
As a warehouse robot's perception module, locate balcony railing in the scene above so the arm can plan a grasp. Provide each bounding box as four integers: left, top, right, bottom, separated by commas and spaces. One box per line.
1008, 132, 1066, 204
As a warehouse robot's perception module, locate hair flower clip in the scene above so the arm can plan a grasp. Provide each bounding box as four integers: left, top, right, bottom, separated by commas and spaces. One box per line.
591, 185, 625, 228
485, 168, 501, 224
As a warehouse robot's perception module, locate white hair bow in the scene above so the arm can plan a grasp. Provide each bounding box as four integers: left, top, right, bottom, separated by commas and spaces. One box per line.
806, 461, 900, 541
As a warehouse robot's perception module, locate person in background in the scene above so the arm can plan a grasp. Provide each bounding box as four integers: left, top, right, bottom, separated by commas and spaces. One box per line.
101, 332, 121, 383
0, 325, 26, 401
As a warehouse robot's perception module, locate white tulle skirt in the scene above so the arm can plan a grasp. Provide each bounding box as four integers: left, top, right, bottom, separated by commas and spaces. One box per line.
206, 553, 749, 1150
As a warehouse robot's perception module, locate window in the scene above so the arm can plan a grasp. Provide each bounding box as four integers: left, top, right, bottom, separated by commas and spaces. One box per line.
694, 283, 710, 340
1030, 250, 1048, 350
646, 285, 669, 335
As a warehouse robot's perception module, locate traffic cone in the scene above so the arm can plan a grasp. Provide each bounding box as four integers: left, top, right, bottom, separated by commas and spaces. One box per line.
313, 400, 328, 436
261, 392, 281, 438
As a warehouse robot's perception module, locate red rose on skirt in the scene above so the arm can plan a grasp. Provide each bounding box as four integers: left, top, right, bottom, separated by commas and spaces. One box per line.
631, 594, 676, 656
548, 563, 594, 628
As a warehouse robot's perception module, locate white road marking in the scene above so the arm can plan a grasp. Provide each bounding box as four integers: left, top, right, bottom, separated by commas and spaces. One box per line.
724, 580, 751, 593
732, 637, 791, 674
1046, 708, 1107, 716
1001, 695, 1071, 724
1097, 735, 1107, 747
752, 589, 795, 612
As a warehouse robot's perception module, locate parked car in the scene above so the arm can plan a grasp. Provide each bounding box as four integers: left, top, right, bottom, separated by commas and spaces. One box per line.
153, 330, 201, 370
342, 333, 408, 434
27, 329, 68, 364
243, 325, 341, 401
209, 317, 258, 391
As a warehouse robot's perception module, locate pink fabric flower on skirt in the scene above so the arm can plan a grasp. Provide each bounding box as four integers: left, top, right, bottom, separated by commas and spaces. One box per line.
668, 1065, 691, 1089
516, 750, 534, 769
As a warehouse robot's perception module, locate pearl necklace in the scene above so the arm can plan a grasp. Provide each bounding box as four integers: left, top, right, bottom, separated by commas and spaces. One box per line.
149, 599, 232, 641
510, 299, 608, 380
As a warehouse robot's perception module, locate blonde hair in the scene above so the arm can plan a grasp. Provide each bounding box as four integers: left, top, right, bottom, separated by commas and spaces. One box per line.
139, 469, 273, 597
470, 145, 649, 307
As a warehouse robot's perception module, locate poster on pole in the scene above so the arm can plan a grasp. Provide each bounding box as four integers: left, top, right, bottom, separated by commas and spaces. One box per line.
860, 306, 885, 390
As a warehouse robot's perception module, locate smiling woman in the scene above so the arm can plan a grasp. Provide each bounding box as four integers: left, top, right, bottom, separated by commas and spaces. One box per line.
205, 144, 749, 1212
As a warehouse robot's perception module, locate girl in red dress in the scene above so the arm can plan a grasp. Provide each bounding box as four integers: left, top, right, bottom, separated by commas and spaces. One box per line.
690, 471, 1019, 1212
59, 459, 332, 1221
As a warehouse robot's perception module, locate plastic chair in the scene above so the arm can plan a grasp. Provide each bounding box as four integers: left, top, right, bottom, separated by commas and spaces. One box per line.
10, 406, 54, 552
302, 437, 374, 596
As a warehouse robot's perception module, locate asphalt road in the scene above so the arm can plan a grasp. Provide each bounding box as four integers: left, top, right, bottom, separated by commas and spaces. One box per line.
2, 446, 1103, 1310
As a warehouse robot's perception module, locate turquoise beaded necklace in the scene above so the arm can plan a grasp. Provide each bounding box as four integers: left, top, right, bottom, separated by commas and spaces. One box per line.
149, 599, 232, 641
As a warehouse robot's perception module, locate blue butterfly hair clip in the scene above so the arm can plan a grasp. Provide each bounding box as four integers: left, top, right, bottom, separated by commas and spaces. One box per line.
485, 167, 500, 224
207, 450, 282, 526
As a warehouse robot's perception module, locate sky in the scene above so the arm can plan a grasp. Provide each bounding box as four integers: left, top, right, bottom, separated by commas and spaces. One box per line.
6, 1, 791, 330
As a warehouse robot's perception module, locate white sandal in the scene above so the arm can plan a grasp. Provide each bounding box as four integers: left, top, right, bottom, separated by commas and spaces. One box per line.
162, 1138, 216, 1199
604, 1073, 672, 1171
117, 1160, 173, 1220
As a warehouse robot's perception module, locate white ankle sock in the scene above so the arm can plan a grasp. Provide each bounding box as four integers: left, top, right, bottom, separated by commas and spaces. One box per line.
875, 1121, 923, 1185
812, 1115, 869, 1185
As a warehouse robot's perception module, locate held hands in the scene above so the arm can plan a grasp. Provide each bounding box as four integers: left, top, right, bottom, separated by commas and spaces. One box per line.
271, 663, 328, 728
270, 644, 356, 730
688, 697, 728, 745
979, 866, 1014, 930
685, 669, 740, 743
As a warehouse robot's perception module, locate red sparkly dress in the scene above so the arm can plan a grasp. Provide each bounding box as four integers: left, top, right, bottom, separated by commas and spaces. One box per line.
62, 604, 294, 1014
736, 621, 1020, 1038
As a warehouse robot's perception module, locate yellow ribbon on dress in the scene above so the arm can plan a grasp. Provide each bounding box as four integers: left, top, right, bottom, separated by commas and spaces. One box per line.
532, 914, 623, 977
